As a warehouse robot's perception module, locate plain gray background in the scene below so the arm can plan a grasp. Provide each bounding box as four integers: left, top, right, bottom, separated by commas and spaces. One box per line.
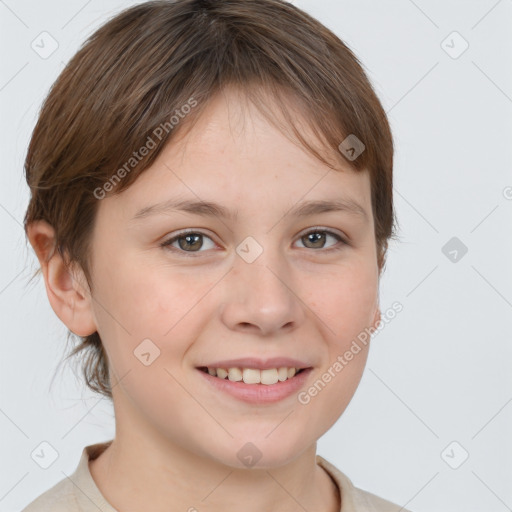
1, 1, 511, 511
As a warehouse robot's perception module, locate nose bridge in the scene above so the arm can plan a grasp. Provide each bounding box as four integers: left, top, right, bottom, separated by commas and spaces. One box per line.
221, 238, 303, 335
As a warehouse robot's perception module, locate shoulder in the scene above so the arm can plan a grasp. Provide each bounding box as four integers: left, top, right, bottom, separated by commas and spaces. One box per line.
316, 455, 413, 512
352, 486, 412, 512
20, 476, 78, 512
21, 441, 114, 512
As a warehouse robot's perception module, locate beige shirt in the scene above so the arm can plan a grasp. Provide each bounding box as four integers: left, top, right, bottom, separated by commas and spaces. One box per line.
21, 441, 411, 512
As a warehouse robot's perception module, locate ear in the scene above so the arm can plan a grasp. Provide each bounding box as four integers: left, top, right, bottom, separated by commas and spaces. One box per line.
372, 304, 381, 330
371, 275, 382, 331
369, 287, 382, 336
26, 220, 97, 337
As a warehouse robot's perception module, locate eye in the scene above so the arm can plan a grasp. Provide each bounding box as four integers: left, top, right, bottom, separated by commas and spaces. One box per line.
160, 227, 348, 257
160, 230, 217, 255
294, 228, 347, 251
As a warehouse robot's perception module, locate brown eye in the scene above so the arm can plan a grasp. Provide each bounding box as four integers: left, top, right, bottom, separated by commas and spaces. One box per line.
176, 233, 203, 251
296, 229, 346, 250
161, 231, 216, 255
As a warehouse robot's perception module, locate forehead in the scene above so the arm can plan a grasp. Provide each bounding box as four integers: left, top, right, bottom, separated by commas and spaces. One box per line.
99, 87, 372, 223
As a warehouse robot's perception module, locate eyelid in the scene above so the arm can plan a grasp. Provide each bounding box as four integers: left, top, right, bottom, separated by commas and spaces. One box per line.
298, 225, 348, 243
160, 228, 219, 256
296, 226, 349, 251
160, 226, 349, 255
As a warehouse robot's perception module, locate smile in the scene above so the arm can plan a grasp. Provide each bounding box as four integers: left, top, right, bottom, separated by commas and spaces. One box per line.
198, 366, 307, 385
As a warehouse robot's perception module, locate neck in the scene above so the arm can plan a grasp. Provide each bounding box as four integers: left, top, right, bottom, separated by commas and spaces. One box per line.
89, 431, 340, 512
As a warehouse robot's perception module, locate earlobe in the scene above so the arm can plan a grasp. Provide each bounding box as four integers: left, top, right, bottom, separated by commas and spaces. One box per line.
26, 220, 97, 337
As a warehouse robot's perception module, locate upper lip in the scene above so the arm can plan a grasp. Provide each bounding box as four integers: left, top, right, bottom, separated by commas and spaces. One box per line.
197, 357, 312, 370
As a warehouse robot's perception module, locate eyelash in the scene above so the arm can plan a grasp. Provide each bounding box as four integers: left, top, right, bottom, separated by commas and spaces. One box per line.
159, 227, 348, 257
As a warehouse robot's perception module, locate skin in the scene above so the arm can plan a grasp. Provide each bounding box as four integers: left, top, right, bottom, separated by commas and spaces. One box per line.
27, 86, 381, 512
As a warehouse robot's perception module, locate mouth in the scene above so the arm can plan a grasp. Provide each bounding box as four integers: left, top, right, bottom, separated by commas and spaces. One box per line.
197, 366, 309, 385
196, 363, 313, 404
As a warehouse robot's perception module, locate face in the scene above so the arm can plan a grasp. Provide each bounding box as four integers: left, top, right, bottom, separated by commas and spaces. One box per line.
85, 88, 380, 469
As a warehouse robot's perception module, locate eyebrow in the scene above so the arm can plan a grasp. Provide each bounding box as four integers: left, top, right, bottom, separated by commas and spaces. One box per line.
131, 197, 369, 222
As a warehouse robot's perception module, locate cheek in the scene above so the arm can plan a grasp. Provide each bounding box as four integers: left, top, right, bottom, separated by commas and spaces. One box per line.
304, 261, 378, 346
90, 261, 221, 384
296, 263, 376, 421
93, 258, 216, 338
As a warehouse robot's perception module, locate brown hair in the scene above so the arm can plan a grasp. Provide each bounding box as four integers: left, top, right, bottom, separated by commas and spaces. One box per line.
24, 0, 397, 399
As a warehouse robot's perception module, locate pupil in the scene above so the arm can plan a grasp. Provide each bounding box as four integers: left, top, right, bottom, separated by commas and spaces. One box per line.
180, 234, 201, 251
307, 232, 324, 247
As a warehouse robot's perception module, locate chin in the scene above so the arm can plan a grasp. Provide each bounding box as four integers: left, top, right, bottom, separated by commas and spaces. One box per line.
211, 435, 310, 471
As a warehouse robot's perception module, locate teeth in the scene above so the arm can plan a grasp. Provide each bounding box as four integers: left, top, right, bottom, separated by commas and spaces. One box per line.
260, 368, 278, 385
228, 368, 243, 381
217, 368, 228, 379
278, 367, 288, 381
204, 366, 302, 384
242, 368, 261, 384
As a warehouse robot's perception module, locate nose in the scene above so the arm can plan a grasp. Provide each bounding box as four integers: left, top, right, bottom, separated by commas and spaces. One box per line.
219, 250, 305, 337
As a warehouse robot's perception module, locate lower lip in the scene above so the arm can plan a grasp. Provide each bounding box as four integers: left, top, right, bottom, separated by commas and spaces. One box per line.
197, 368, 313, 404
